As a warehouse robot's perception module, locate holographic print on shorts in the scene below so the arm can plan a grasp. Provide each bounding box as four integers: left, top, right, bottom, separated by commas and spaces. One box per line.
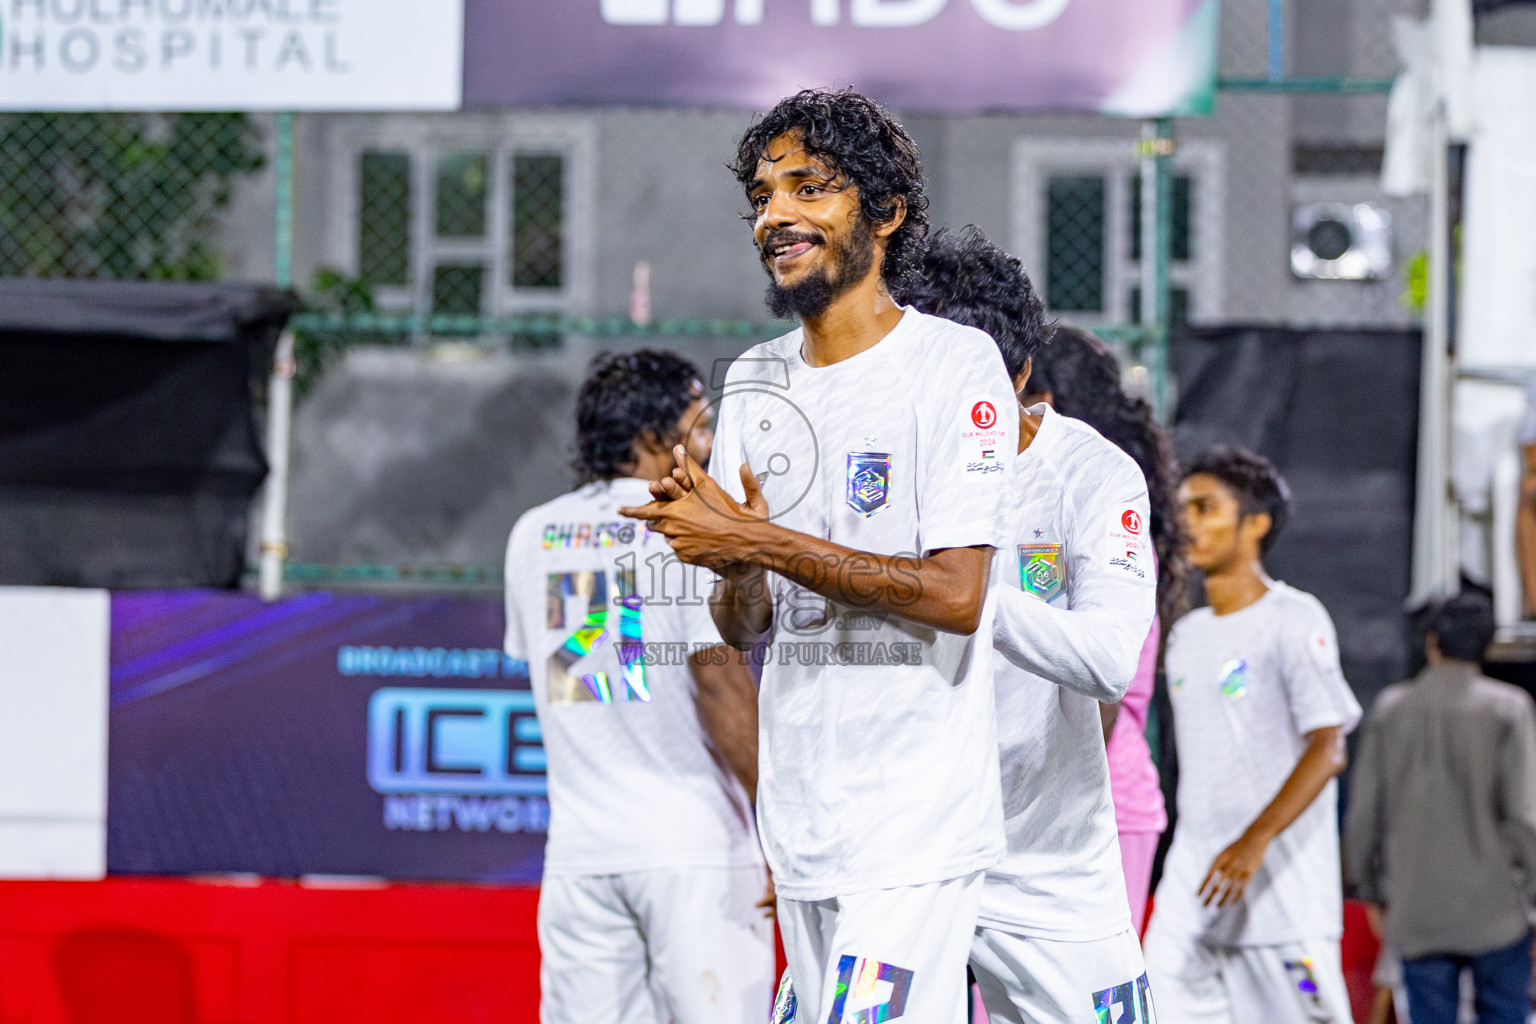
545, 569, 648, 705
1092, 972, 1156, 1024
828, 955, 913, 1024
846, 452, 892, 517
1283, 959, 1332, 1022
1017, 543, 1065, 603
771, 968, 798, 1024
1218, 658, 1249, 701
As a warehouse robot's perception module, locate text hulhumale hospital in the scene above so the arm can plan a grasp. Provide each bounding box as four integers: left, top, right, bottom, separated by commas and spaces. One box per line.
3, 0, 355, 74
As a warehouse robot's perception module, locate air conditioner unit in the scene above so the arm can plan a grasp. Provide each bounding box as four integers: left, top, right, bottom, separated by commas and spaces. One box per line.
1291, 202, 1392, 281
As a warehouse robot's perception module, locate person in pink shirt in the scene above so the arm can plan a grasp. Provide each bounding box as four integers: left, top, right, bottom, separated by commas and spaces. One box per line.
1022, 325, 1188, 934
1106, 617, 1169, 933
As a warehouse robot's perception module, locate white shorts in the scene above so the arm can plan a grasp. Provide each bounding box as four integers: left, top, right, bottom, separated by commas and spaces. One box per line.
778, 871, 984, 1024
970, 926, 1156, 1024
538, 864, 774, 1024
1141, 914, 1353, 1024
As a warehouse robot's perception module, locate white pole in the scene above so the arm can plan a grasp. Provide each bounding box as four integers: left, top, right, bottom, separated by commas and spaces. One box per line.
1410, 105, 1457, 605
259, 330, 296, 601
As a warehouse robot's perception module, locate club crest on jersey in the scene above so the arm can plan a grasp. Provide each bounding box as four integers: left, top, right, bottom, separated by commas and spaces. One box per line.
846, 452, 891, 517
1219, 658, 1249, 701
1018, 543, 1064, 603
830, 955, 913, 1024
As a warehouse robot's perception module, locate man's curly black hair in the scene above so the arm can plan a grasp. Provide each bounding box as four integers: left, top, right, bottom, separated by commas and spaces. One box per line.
730, 88, 930, 286
572, 349, 701, 486
896, 226, 1049, 378
1185, 444, 1293, 553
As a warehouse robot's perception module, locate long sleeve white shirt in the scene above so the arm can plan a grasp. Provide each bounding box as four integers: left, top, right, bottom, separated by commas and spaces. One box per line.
979, 406, 1157, 939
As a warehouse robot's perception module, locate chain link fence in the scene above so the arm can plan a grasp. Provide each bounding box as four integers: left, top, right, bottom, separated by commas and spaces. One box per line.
1207, 0, 1428, 330
0, 112, 266, 281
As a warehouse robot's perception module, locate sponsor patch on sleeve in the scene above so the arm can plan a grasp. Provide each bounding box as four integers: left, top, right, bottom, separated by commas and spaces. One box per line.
1304, 629, 1338, 674
1105, 508, 1152, 580
961, 399, 1008, 474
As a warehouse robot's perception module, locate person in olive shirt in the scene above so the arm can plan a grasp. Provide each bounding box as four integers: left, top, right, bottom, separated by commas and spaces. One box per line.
1346, 590, 1536, 1024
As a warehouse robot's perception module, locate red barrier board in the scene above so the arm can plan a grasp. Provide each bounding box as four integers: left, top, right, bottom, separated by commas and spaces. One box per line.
0, 877, 540, 1024
0, 877, 1375, 1024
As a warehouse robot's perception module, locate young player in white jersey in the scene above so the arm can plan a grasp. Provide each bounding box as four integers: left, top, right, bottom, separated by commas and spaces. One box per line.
502, 350, 772, 1024
1143, 446, 1363, 1024
903, 229, 1160, 1024
621, 92, 1017, 1024
1026, 325, 1188, 935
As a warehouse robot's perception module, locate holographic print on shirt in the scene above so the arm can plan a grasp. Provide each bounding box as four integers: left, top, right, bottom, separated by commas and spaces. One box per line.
1092, 973, 1156, 1024
545, 568, 648, 705
846, 452, 892, 517
1282, 959, 1330, 1020
1017, 543, 1065, 603
827, 955, 913, 1023
540, 520, 636, 549
1218, 658, 1249, 701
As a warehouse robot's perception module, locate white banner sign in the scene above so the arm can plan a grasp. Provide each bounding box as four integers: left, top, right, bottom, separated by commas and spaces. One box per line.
1460, 48, 1536, 371
0, 586, 108, 880
0, 0, 464, 110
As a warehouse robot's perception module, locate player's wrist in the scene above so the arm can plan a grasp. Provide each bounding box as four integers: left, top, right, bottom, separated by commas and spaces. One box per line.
721, 559, 766, 588
728, 519, 787, 572
1241, 822, 1277, 848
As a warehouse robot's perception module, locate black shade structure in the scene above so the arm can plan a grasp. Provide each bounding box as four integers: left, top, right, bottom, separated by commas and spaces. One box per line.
0, 279, 298, 589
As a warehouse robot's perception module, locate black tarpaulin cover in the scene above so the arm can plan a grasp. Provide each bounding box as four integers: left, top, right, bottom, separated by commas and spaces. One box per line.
0, 279, 298, 589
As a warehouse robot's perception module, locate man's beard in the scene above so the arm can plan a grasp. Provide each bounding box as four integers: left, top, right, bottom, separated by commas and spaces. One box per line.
763, 218, 877, 320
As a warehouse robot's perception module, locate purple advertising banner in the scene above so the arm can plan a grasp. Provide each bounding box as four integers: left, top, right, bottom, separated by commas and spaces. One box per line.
464, 0, 1216, 115
108, 590, 546, 883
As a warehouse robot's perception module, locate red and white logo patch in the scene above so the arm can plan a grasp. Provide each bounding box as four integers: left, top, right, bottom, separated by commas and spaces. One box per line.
1106, 508, 1151, 581
971, 401, 997, 430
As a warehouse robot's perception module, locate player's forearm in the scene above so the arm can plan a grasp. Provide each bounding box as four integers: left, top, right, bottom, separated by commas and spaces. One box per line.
728, 520, 990, 635
690, 649, 759, 801
1243, 726, 1348, 844
710, 570, 773, 650
1099, 701, 1120, 744
1519, 498, 1536, 614
1521, 448, 1536, 610
993, 587, 1150, 702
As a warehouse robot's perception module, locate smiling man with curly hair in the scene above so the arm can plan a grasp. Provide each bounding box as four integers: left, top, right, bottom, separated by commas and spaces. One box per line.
622, 89, 1019, 1024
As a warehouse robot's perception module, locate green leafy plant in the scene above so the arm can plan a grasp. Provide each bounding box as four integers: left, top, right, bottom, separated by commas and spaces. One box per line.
0, 113, 265, 280
293, 267, 404, 397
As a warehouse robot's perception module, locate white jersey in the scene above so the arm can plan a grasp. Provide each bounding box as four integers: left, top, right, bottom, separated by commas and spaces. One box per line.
503, 478, 761, 876
1157, 583, 1363, 946
980, 407, 1157, 940
1519, 372, 1536, 448
708, 307, 1017, 901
